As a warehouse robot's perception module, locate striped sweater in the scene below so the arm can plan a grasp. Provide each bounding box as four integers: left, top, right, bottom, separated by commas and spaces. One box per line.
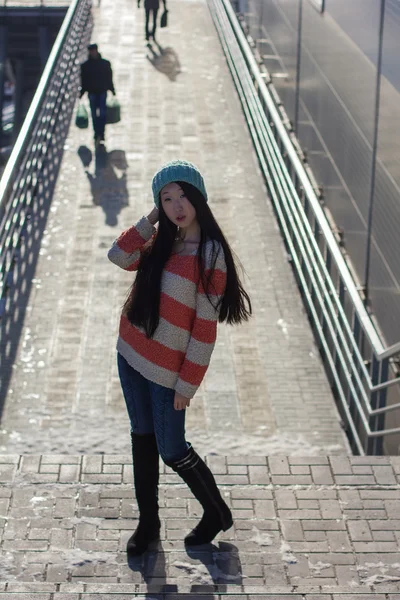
108, 216, 227, 399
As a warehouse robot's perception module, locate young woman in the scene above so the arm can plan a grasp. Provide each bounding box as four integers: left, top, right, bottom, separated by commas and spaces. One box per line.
108, 160, 251, 555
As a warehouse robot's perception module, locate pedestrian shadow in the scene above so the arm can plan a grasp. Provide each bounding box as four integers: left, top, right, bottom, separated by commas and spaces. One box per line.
127, 545, 178, 592
186, 542, 243, 594
146, 41, 181, 81
77, 145, 129, 226
127, 541, 242, 594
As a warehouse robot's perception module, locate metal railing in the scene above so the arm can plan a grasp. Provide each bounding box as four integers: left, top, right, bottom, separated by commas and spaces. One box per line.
208, 0, 400, 454
0, 0, 91, 402
0, 1, 70, 6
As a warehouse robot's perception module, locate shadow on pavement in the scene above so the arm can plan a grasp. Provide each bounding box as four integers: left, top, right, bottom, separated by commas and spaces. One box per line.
147, 41, 181, 81
0, 93, 72, 415
187, 541, 243, 593
77, 144, 129, 226
128, 545, 178, 591
127, 540, 242, 594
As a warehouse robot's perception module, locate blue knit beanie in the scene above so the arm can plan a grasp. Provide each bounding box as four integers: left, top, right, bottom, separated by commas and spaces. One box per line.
152, 160, 208, 208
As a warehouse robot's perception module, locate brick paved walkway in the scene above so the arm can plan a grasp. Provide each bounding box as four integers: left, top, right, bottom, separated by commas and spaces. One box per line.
1, 454, 400, 595
0, 0, 348, 457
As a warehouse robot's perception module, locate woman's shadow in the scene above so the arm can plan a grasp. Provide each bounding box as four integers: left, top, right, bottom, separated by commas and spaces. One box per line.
77, 144, 129, 226
146, 41, 181, 81
127, 541, 242, 594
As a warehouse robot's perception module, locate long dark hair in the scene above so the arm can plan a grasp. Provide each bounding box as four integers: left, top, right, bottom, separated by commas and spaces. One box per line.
124, 181, 252, 337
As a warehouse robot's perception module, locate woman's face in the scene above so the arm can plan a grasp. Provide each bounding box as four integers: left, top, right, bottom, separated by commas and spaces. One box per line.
160, 182, 197, 230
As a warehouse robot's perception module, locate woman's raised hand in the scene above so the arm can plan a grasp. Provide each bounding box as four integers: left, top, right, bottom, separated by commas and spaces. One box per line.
147, 206, 159, 225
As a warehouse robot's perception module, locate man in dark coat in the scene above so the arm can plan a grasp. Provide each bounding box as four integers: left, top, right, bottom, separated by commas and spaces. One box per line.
137, 0, 167, 41
79, 44, 116, 144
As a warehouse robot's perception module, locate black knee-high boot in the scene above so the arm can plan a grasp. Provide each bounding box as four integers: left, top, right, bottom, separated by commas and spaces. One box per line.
169, 445, 233, 546
127, 432, 161, 555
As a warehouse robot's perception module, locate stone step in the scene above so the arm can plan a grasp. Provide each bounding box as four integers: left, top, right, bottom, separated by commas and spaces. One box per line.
1, 454, 400, 593
2, 582, 400, 597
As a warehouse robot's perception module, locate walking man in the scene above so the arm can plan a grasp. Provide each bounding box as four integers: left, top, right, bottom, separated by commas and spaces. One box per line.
138, 0, 167, 42
80, 43, 116, 145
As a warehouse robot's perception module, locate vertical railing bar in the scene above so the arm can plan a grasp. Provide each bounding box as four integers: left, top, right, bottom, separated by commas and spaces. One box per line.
294, 0, 302, 135
364, 0, 385, 304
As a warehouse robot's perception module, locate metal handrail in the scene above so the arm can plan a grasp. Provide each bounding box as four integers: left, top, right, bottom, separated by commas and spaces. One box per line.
0, 0, 91, 407
222, 0, 400, 364
208, 0, 400, 452
0, 0, 80, 213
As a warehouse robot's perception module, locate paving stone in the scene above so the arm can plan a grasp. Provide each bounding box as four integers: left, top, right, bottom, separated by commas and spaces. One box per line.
348, 520, 373, 542
59, 464, 81, 483
268, 457, 290, 475
291, 465, 311, 475
334, 475, 376, 486
329, 457, 352, 475
311, 466, 334, 485
254, 500, 276, 519
302, 520, 346, 531
319, 500, 342, 520
281, 520, 304, 541
41, 456, 81, 465
0, 455, 19, 464
0, 465, 17, 483
249, 465, 270, 484
326, 531, 352, 552
54, 498, 76, 519
272, 475, 313, 485
275, 490, 297, 510
82, 456, 103, 474
372, 466, 397, 485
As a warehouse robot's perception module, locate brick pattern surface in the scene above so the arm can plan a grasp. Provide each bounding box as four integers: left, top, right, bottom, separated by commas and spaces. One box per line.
0, 0, 348, 457
1, 454, 400, 594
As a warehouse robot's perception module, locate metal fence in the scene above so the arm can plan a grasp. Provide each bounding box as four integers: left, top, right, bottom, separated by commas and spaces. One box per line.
0, 1, 71, 6
0, 0, 92, 405
238, 0, 400, 353
208, 0, 400, 454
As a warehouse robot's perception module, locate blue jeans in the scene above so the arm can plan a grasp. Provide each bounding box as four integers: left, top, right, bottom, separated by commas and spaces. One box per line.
88, 92, 107, 138
117, 353, 189, 464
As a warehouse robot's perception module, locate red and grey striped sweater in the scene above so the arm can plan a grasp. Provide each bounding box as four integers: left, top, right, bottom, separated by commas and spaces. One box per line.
108, 216, 227, 399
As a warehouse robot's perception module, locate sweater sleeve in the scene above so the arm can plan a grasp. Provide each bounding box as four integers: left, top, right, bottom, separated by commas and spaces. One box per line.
175, 244, 227, 399
107, 216, 156, 271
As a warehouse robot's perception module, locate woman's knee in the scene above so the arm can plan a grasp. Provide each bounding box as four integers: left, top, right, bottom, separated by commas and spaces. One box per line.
130, 422, 155, 436
158, 442, 189, 467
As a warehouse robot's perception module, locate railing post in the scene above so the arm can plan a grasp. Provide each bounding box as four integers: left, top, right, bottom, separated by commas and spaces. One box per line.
367, 356, 388, 455
346, 313, 361, 449
0, 21, 7, 143
12, 59, 24, 145
39, 25, 51, 69
294, 0, 303, 134
364, 0, 385, 304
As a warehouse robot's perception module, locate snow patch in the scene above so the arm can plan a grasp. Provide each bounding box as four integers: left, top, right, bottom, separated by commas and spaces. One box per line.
277, 318, 289, 338
0, 420, 346, 455
29, 497, 47, 505
172, 559, 242, 584
280, 541, 297, 564
249, 527, 273, 546
309, 560, 332, 574
357, 562, 400, 585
